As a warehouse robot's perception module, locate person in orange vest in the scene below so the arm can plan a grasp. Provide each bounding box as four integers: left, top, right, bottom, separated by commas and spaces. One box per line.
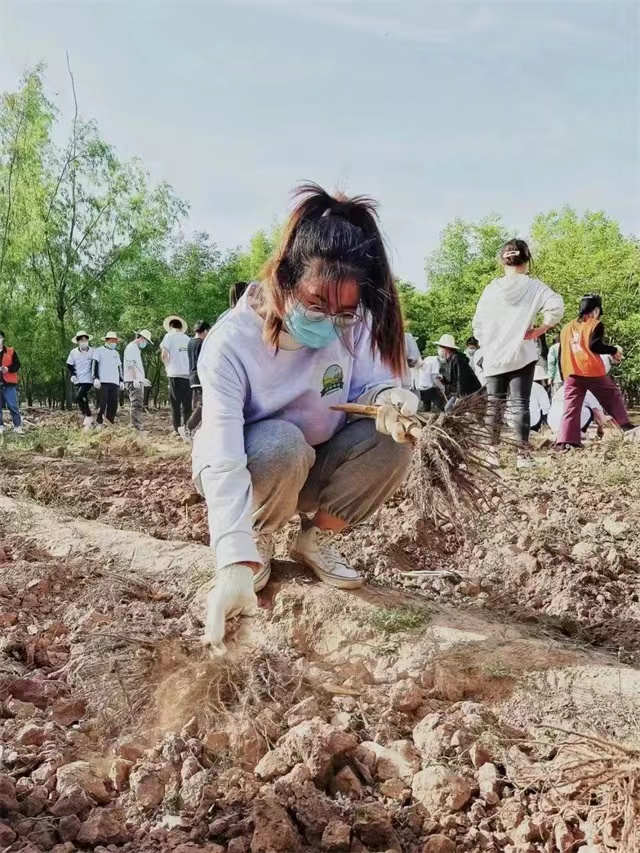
556, 294, 639, 447
0, 330, 24, 435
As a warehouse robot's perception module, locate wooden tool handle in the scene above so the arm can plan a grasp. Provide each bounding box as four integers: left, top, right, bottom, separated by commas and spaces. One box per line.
331, 403, 421, 442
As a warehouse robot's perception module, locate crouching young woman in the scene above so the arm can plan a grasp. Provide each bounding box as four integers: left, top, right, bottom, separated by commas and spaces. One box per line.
193, 184, 418, 649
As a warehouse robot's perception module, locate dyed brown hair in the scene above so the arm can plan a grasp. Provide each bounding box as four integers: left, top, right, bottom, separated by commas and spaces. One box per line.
261, 183, 406, 376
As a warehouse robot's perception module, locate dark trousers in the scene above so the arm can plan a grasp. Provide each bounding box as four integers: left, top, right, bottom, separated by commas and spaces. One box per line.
74, 383, 93, 417
168, 377, 192, 431
419, 387, 445, 412
0, 384, 21, 427
96, 383, 119, 424
486, 361, 536, 444
186, 387, 202, 432
558, 374, 631, 446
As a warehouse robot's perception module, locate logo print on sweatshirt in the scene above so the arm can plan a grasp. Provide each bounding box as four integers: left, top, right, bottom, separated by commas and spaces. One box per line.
320, 364, 344, 397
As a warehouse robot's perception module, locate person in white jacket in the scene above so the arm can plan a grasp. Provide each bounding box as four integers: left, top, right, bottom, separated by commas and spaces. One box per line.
472, 239, 564, 469
194, 183, 417, 651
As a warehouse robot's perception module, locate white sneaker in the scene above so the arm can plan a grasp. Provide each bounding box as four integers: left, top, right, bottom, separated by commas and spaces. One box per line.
177, 426, 187, 441
13, 425, 24, 436
623, 425, 640, 442
83, 416, 94, 432
486, 446, 500, 468
290, 526, 364, 590
253, 532, 273, 592
516, 454, 536, 470
94, 423, 104, 432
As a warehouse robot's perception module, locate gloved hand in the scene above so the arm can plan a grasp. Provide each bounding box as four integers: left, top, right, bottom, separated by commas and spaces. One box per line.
119, 381, 125, 391
93, 379, 101, 390
142, 378, 152, 387
70, 375, 78, 385
374, 387, 420, 443
133, 380, 141, 389
203, 564, 259, 653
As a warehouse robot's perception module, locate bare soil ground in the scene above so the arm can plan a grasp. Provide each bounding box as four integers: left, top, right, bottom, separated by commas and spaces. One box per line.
0, 409, 639, 853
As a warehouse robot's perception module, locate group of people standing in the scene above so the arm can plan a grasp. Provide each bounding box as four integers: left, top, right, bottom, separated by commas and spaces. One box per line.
66, 317, 204, 435
405, 238, 638, 467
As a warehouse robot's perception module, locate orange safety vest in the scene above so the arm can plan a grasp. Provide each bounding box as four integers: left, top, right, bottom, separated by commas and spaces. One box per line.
560, 317, 606, 379
1, 347, 19, 384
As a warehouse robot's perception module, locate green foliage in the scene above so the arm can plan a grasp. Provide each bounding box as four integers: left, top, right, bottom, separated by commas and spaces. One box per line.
2, 66, 639, 407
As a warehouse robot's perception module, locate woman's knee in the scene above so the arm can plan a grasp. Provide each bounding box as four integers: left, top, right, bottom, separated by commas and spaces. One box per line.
246, 419, 315, 476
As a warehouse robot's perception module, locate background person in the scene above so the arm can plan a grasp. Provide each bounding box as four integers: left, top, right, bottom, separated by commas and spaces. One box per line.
92, 332, 124, 427
160, 315, 192, 437
548, 383, 608, 440
66, 331, 95, 430
123, 330, 153, 431
0, 330, 24, 435
556, 294, 639, 447
229, 281, 249, 308
194, 183, 415, 651
185, 319, 211, 439
472, 239, 564, 468
435, 334, 481, 410
547, 334, 562, 393
464, 336, 479, 362
508, 365, 550, 433
417, 351, 445, 411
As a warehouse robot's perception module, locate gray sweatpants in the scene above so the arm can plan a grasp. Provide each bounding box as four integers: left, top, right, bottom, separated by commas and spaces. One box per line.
246, 418, 412, 533
126, 383, 144, 430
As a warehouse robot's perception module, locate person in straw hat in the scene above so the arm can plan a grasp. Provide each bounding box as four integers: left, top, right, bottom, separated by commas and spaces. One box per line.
66, 331, 95, 431
435, 333, 481, 410
160, 315, 192, 437
472, 238, 564, 469
123, 330, 153, 431
92, 332, 124, 428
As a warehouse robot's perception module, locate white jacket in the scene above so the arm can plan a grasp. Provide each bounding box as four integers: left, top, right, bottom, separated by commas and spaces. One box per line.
472, 273, 564, 377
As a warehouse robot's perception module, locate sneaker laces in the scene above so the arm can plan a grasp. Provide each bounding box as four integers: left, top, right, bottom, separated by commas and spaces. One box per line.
314, 530, 347, 565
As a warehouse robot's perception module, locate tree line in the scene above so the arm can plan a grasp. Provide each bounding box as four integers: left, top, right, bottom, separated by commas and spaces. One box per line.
2, 67, 639, 407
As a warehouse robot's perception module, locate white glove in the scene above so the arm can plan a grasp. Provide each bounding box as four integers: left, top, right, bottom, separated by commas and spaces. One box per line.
142, 378, 152, 387
70, 375, 78, 385
119, 381, 125, 391
375, 387, 420, 444
133, 380, 141, 389
93, 379, 101, 390
203, 564, 259, 653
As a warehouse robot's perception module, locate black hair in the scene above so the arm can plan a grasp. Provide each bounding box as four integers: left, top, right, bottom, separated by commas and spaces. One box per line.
194, 320, 211, 334
229, 281, 249, 308
579, 293, 603, 318
499, 239, 532, 267
169, 318, 183, 330
262, 182, 405, 376
466, 336, 478, 347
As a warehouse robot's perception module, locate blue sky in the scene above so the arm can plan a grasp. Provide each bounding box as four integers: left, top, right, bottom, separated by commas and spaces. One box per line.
0, 0, 637, 286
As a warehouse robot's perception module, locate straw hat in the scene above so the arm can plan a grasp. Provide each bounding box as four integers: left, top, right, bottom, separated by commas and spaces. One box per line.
103, 331, 121, 342
71, 331, 91, 344
434, 334, 458, 350
136, 329, 153, 344
163, 315, 187, 333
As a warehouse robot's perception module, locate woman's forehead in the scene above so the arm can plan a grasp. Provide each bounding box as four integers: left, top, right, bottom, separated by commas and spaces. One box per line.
298, 276, 360, 309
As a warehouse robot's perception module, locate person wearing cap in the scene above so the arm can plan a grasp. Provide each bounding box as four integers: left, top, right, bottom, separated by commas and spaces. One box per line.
123, 330, 153, 431
160, 316, 192, 437
555, 294, 639, 448
66, 332, 95, 430
92, 333, 124, 427
435, 334, 481, 410
0, 330, 24, 436
184, 320, 211, 440
472, 239, 564, 469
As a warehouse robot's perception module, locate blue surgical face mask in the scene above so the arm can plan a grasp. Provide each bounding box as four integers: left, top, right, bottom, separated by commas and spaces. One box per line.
284, 303, 340, 349
138, 340, 147, 349
106, 342, 117, 350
